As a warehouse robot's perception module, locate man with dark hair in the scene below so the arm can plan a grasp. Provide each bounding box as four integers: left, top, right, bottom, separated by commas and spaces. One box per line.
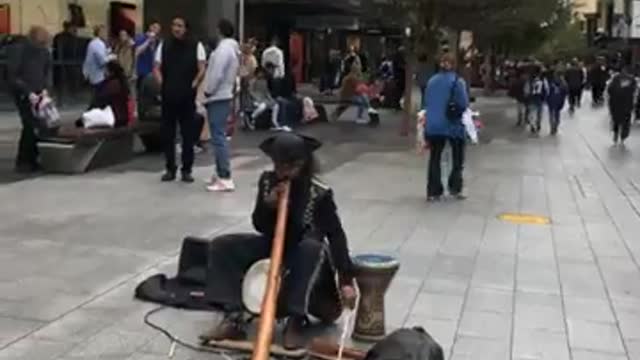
608, 65, 637, 146
52, 21, 80, 94
565, 58, 584, 114
83, 25, 111, 90
154, 16, 207, 183
7, 26, 52, 173
134, 21, 161, 92
203, 19, 240, 192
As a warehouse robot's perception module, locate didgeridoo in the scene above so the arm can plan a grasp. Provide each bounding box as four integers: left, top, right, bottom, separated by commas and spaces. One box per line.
250, 180, 291, 360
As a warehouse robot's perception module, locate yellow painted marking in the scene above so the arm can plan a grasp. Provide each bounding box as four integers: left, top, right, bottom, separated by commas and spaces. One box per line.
498, 213, 551, 225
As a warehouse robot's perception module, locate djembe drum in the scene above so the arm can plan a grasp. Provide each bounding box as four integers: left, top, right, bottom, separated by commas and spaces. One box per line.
352, 254, 400, 342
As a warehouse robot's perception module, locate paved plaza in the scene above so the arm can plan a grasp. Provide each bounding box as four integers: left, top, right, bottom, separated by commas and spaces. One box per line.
1, 96, 640, 360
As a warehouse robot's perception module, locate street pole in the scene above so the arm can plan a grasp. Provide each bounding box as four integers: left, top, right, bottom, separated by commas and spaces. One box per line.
239, 0, 245, 44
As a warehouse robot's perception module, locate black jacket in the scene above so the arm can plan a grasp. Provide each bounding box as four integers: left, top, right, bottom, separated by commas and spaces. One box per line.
252, 171, 354, 284
7, 40, 51, 95
565, 67, 584, 90
608, 73, 637, 116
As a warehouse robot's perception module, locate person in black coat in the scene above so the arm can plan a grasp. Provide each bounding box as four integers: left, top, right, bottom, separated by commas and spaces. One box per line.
565, 59, 585, 113
200, 132, 357, 350
589, 58, 609, 106
608, 66, 637, 145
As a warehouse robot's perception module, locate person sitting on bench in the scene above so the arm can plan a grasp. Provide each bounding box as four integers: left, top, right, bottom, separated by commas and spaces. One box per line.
249, 67, 285, 130
77, 60, 131, 128
332, 65, 376, 125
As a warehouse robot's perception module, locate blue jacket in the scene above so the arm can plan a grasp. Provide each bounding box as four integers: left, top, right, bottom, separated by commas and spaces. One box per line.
546, 80, 568, 111
423, 71, 469, 138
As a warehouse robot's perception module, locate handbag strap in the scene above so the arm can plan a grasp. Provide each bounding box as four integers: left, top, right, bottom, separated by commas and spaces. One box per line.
448, 74, 459, 102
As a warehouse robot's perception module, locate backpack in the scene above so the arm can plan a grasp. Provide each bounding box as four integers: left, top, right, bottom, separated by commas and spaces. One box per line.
364, 327, 444, 360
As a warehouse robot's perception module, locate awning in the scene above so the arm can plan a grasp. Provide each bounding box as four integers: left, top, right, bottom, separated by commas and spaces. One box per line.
245, 0, 361, 16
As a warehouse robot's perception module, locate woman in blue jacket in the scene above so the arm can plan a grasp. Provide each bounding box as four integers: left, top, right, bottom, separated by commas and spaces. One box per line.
423, 54, 470, 201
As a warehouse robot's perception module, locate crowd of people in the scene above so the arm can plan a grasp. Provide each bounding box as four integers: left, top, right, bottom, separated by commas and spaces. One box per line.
507, 55, 640, 144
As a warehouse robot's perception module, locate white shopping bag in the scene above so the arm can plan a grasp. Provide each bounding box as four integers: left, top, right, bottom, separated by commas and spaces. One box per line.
462, 109, 478, 144
82, 106, 115, 128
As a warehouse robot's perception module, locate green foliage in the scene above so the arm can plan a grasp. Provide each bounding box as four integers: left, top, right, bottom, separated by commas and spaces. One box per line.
535, 22, 590, 63
393, 0, 571, 57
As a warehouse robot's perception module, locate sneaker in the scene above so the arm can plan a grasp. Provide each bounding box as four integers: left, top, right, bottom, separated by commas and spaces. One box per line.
355, 117, 369, 125
451, 192, 468, 200
199, 318, 247, 343
161, 172, 176, 182
206, 179, 236, 192
427, 195, 442, 202
283, 317, 306, 350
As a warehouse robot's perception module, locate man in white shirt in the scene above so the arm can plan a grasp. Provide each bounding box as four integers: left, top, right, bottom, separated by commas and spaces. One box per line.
261, 37, 285, 79
83, 25, 112, 88
153, 17, 206, 183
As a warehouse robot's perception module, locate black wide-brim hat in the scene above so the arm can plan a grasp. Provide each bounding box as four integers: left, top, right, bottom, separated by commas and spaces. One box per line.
259, 131, 322, 164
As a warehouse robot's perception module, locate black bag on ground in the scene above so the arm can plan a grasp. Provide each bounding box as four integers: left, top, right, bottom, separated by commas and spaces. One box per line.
365, 327, 444, 360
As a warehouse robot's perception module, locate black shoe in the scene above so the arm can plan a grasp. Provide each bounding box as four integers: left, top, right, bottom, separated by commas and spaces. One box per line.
161, 172, 176, 182
181, 172, 194, 183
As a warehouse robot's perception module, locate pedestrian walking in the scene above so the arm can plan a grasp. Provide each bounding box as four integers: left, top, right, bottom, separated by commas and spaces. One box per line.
7, 26, 51, 173
524, 66, 548, 135
423, 54, 470, 202
565, 59, 584, 114
607, 65, 637, 146
203, 19, 240, 192
134, 21, 162, 92
154, 17, 206, 183
589, 57, 609, 106
546, 72, 568, 135
83, 25, 112, 96
509, 67, 528, 126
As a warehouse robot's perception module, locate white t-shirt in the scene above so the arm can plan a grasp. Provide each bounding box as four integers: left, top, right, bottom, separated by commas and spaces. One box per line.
154, 41, 206, 64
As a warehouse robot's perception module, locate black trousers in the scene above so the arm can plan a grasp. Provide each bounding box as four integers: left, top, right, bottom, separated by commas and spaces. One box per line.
427, 136, 466, 197
13, 94, 39, 168
612, 112, 632, 141
568, 88, 582, 110
162, 98, 196, 174
205, 233, 342, 321
592, 84, 605, 104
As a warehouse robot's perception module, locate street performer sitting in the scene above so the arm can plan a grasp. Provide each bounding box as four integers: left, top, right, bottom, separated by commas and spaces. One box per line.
200, 131, 357, 350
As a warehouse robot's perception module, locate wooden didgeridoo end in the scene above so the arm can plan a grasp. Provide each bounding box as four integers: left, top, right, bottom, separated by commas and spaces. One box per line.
308, 338, 367, 360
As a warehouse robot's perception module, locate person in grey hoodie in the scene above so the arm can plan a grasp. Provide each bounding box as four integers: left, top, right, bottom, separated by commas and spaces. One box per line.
203, 19, 240, 192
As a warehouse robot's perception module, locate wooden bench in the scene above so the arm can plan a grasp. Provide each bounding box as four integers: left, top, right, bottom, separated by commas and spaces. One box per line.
37, 121, 162, 174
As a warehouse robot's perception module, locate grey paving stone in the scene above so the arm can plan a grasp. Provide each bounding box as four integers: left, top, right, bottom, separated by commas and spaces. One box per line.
450, 336, 510, 360
514, 292, 564, 332
567, 319, 626, 354
471, 253, 515, 291
516, 259, 560, 295
563, 297, 616, 324
410, 293, 465, 321
616, 310, 640, 341
0, 316, 44, 348
429, 255, 476, 281
64, 328, 152, 359
627, 339, 640, 360
30, 308, 119, 344
558, 261, 608, 299
571, 350, 629, 360
0, 337, 75, 360
458, 310, 512, 340
512, 328, 570, 360
421, 277, 468, 296
464, 287, 513, 314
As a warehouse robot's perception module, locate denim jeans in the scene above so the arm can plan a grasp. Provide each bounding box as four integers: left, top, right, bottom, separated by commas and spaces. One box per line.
527, 102, 543, 130
426, 136, 466, 197
206, 99, 232, 179
516, 101, 527, 125
352, 95, 371, 119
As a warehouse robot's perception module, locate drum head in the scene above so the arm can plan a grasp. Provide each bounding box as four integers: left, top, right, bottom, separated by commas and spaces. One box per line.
242, 259, 271, 315
352, 254, 399, 269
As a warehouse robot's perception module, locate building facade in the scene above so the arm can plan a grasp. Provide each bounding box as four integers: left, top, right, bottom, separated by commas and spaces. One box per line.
2, 0, 144, 36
